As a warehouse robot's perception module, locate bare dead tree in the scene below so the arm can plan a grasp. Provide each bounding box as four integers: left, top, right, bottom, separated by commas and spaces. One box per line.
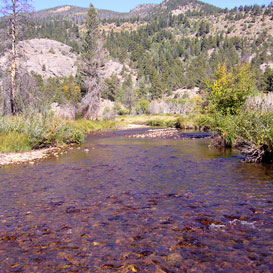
0, 0, 33, 115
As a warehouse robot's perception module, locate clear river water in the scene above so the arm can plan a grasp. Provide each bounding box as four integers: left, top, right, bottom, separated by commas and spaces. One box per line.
0, 129, 272, 272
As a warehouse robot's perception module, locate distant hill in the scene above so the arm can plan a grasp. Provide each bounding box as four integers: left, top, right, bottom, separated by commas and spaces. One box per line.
30, 0, 222, 23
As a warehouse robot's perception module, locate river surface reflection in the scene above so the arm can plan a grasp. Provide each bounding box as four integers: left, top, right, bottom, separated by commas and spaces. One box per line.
0, 129, 272, 272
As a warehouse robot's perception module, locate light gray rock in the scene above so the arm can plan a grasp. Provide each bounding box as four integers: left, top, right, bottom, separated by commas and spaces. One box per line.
0, 38, 77, 79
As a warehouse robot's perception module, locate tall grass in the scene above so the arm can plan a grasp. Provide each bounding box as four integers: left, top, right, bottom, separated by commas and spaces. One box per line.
68, 119, 117, 134
0, 113, 84, 150
115, 114, 180, 127
0, 113, 117, 153
203, 110, 273, 162
0, 132, 31, 153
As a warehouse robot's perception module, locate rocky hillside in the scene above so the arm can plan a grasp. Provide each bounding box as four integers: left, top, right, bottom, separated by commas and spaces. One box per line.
0, 39, 78, 79
31, 4, 149, 23
0, 38, 131, 81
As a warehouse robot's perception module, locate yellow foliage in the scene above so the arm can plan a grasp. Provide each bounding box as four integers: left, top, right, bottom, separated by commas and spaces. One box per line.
62, 77, 81, 103
206, 63, 256, 115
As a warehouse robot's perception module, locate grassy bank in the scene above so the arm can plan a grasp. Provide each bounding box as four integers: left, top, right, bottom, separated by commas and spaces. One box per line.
0, 114, 118, 153
115, 114, 199, 129
0, 113, 198, 153
200, 111, 273, 163
2, 111, 271, 163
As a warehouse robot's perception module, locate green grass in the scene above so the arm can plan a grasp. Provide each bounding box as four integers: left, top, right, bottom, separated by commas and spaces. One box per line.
115, 114, 181, 127
0, 132, 31, 153
203, 110, 273, 162
0, 115, 118, 153
68, 119, 117, 134
0, 113, 201, 154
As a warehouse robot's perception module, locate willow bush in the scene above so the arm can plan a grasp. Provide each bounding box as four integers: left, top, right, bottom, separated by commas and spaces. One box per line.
204, 63, 273, 162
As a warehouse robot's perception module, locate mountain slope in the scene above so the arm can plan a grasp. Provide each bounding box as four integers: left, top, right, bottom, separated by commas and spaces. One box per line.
31, 0, 222, 23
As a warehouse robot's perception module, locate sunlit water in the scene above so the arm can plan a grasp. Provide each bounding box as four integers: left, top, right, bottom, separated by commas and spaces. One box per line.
0, 129, 272, 272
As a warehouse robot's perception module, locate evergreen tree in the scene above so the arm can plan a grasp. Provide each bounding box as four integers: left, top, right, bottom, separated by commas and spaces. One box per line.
102, 75, 120, 101
81, 3, 99, 74
263, 66, 273, 92
79, 3, 103, 119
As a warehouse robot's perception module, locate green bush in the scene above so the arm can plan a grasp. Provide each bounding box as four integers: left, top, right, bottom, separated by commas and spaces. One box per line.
58, 123, 84, 144
174, 116, 198, 130
117, 109, 130, 116
233, 111, 273, 149
205, 110, 273, 160
135, 99, 150, 114
145, 119, 165, 127
206, 63, 256, 115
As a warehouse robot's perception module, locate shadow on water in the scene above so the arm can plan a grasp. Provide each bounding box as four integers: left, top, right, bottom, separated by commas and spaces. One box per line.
0, 129, 272, 272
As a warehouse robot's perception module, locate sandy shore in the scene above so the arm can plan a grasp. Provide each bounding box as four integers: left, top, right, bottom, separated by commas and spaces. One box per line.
0, 147, 64, 167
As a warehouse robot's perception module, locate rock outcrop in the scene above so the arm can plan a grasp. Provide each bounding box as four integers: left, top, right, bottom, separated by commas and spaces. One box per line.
0, 39, 78, 79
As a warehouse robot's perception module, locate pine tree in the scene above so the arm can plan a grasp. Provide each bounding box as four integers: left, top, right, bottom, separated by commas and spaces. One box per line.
263, 66, 273, 92
81, 4, 99, 70
79, 3, 103, 119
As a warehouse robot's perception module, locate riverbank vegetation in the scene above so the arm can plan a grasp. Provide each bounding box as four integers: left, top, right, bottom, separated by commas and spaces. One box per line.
201, 64, 273, 163
0, 113, 117, 153
116, 114, 179, 127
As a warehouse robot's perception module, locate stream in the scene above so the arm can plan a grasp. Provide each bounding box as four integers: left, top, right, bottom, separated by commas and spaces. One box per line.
0, 128, 272, 272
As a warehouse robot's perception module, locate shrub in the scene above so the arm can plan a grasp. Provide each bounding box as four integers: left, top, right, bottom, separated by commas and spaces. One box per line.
48, 48, 55, 54
233, 111, 273, 150
145, 119, 165, 127
135, 99, 150, 114
58, 123, 84, 144
206, 63, 256, 115
118, 109, 130, 116
0, 112, 118, 153
174, 116, 198, 130
205, 110, 273, 162
0, 114, 85, 151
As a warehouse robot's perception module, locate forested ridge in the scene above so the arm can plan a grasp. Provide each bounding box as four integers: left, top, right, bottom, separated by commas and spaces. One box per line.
2, 0, 270, 99
0, 0, 272, 110
104, 3, 273, 99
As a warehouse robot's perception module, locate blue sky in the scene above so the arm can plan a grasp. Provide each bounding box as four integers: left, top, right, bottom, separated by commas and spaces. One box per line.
34, 0, 272, 12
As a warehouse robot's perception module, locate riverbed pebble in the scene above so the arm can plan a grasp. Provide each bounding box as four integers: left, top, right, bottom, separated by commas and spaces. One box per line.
0, 147, 63, 167
129, 128, 180, 139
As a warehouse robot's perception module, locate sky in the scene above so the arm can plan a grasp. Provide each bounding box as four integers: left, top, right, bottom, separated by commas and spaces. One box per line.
33, 0, 272, 12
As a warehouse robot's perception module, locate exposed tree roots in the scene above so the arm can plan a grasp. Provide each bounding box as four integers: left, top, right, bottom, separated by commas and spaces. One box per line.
236, 142, 273, 163
211, 137, 273, 163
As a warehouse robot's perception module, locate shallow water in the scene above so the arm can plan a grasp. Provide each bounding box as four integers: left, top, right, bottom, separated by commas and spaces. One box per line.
0, 129, 272, 272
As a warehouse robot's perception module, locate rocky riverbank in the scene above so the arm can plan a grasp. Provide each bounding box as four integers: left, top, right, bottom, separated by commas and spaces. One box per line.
0, 147, 64, 166
128, 128, 213, 140
128, 128, 180, 139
